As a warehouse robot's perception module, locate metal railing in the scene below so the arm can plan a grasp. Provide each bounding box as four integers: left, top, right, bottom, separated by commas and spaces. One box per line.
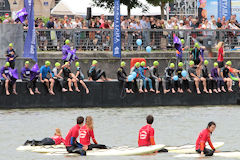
24, 29, 240, 52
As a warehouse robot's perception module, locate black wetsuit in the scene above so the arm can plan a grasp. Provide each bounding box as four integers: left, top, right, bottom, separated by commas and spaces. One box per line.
6, 48, 18, 69
63, 67, 72, 88
202, 65, 214, 90
175, 67, 190, 90
221, 67, 230, 78
164, 67, 175, 90
196, 148, 214, 156
24, 138, 55, 146
191, 48, 201, 65
117, 67, 133, 90
88, 66, 106, 81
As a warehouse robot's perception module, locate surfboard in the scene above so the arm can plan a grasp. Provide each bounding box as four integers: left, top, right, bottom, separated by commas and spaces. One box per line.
17, 144, 165, 156
175, 152, 240, 158
166, 142, 224, 154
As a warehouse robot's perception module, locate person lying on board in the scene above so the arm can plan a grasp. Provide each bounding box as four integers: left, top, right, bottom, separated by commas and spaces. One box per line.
24, 128, 65, 146
65, 116, 87, 156
195, 121, 219, 156
138, 115, 168, 152
80, 116, 107, 150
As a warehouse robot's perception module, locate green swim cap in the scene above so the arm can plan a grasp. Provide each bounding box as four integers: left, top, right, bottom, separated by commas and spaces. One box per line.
189, 60, 194, 66
194, 43, 200, 48
141, 61, 146, 67
204, 60, 209, 65
226, 61, 232, 66
153, 61, 159, 66
65, 62, 69, 65
75, 62, 80, 67
170, 63, 175, 68
55, 62, 61, 67
25, 61, 30, 65
92, 60, 98, 65
5, 62, 10, 67
214, 62, 218, 67
65, 39, 70, 44
181, 39, 185, 44
178, 62, 183, 67
121, 61, 126, 67
9, 43, 13, 47
45, 61, 51, 66
135, 62, 140, 68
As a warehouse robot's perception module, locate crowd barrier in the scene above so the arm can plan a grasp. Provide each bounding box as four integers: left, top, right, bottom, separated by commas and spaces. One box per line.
24, 29, 240, 52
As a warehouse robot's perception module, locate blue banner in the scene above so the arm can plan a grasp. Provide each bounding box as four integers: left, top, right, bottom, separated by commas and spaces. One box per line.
24, 0, 37, 62
113, 0, 121, 58
218, 0, 231, 20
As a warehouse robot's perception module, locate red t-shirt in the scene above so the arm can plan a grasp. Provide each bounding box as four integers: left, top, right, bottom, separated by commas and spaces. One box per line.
51, 135, 65, 145
195, 128, 214, 150
138, 124, 154, 147
65, 124, 80, 147
217, 47, 224, 62
79, 125, 95, 146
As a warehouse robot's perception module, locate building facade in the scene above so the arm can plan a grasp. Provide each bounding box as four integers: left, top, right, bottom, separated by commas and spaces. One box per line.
4, 0, 56, 17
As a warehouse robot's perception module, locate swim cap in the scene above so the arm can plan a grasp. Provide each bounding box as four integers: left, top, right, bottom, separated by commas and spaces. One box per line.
170, 63, 175, 68
181, 39, 185, 44
5, 62, 10, 67
121, 61, 126, 67
75, 62, 80, 67
65, 39, 70, 44
226, 61, 232, 66
194, 43, 200, 48
214, 62, 218, 67
189, 60, 194, 66
204, 60, 209, 65
25, 61, 30, 65
135, 62, 140, 68
45, 61, 51, 66
178, 62, 183, 67
65, 62, 69, 65
141, 61, 146, 67
55, 62, 60, 67
153, 61, 159, 66
9, 43, 13, 47
92, 60, 98, 65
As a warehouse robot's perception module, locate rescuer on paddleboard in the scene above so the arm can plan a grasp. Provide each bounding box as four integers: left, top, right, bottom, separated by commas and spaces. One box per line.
196, 121, 219, 156
65, 116, 87, 155
79, 116, 107, 150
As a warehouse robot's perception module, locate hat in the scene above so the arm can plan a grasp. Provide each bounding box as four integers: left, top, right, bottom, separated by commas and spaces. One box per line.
178, 62, 183, 67
204, 60, 209, 65
5, 62, 10, 67
153, 61, 159, 66
135, 62, 140, 68
214, 62, 218, 67
141, 61, 146, 67
92, 60, 98, 65
226, 61, 232, 66
55, 62, 61, 67
45, 61, 51, 66
75, 62, 80, 67
121, 61, 126, 67
25, 61, 30, 65
189, 61, 194, 66
9, 43, 13, 47
65, 39, 70, 44
170, 63, 175, 68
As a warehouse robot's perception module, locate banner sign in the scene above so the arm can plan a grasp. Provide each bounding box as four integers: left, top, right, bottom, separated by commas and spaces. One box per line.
113, 0, 121, 58
218, 0, 231, 20
24, 0, 37, 62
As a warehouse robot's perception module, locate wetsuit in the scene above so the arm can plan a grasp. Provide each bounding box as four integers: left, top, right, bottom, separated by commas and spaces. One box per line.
117, 67, 133, 90
21, 66, 38, 91
202, 65, 213, 90
52, 67, 64, 88
28, 71, 39, 91
211, 68, 224, 89
130, 66, 143, 90
188, 67, 197, 81
62, 45, 71, 63
62, 67, 72, 89
163, 67, 175, 90
65, 124, 86, 155
196, 128, 215, 156
175, 67, 190, 90
21, 67, 31, 81
139, 66, 153, 90
191, 48, 201, 65
6, 48, 18, 69
40, 66, 53, 80
0, 66, 16, 85
88, 66, 106, 81
24, 135, 65, 146
76, 67, 84, 80
149, 66, 161, 91
221, 67, 230, 78
79, 125, 107, 150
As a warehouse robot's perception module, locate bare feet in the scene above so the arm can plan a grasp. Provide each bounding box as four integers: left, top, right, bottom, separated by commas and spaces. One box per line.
222, 88, 226, 92
144, 89, 148, 93
197, 88, 201, 94
130, 89, 134, 93
150, 89, 155, 92
156, 90, 160, 94
49, 90, 55, 95
69, 89, 73, 92
228, 88, 233, 92
126, 89, 131, 93
86, 89, 89, 94
62, 88, 68, 92
6, 91, 10, 96
209, 89, 212, 94
139, 89, 144, 93
75, 88, 80, 92
218, 88, 221, 93
203, 89, 208, 93
172, 89, 176, 94
13, 90, 18, 95
187, 89, 192, 93
30, 90, 34, 95
164, 89, 170, 94
213, 89, 218, 93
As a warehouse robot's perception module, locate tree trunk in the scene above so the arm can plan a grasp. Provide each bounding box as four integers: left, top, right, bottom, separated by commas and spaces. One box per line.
127, 6, 131, 18
161, 2, 166, 20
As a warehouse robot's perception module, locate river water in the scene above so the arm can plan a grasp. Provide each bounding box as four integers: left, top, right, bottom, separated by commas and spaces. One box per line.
0, 106, 240, 160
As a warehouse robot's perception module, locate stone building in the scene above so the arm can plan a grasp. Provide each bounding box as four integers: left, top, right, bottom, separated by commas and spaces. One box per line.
1, 0, 59, 17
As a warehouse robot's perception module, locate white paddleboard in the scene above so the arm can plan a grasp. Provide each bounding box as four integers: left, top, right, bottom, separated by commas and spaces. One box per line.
167, 142, 224, 154
175, 152, 240, 158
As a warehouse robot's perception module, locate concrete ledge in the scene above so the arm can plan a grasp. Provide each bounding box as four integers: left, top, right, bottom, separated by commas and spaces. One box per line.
0, 81, 239, 109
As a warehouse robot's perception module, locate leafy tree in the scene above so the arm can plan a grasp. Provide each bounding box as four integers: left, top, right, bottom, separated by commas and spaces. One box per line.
92, 0, 148, 17
146, 0, 174, 19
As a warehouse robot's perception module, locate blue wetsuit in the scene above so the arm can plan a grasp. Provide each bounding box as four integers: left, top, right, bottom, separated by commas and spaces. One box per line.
40, 66, 54, 80
139, 66, 153, 89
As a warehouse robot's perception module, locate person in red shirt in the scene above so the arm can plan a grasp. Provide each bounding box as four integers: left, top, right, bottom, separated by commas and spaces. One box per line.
65, 116, 88, 155
80, 116, 107, 150
196, 121, 218, 156
23, 128, 65, 146
138, 115, 155, 147
217, 42, 224, 68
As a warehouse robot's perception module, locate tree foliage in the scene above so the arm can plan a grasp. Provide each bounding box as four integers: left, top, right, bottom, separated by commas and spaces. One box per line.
92, 0, 148, 17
